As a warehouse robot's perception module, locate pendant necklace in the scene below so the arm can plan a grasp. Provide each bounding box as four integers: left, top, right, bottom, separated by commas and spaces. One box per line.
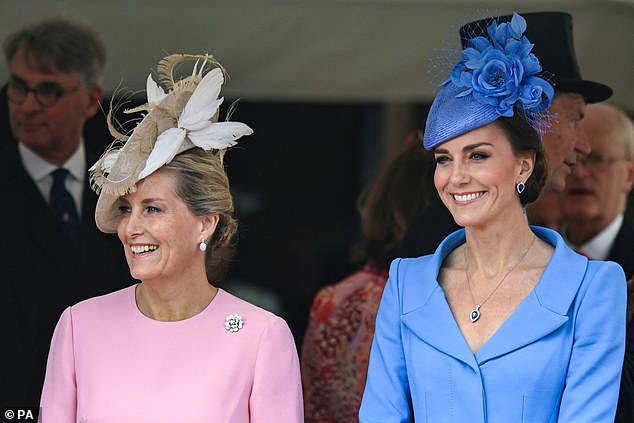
464, 236, 536, 323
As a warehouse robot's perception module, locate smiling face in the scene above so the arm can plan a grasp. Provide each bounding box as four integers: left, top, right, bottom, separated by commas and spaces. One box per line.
116, 169, 217, 285
541, 93, 590, 192
8, 49, 102, 165
433, 122, 534, 229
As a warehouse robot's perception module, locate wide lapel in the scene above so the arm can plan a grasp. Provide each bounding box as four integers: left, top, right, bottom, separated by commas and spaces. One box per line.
476, 227, 586, 364
401, 230, 481, 371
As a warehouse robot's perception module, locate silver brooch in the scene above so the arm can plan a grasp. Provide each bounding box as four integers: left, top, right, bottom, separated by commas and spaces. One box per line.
224, 314, 244, 333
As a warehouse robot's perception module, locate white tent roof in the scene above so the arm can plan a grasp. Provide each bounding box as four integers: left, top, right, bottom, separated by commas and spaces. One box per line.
1, 0, 633, 110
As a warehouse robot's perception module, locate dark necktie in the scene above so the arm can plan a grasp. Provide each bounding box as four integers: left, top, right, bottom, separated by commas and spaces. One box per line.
50, 168, 80, 242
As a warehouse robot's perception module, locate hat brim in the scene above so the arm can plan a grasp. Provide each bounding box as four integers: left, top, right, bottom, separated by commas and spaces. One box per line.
555, 79, 613, 104
95, 191, 120, 234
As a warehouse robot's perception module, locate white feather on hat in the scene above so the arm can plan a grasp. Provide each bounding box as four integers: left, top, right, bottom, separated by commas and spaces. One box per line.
89, 53, 253, 233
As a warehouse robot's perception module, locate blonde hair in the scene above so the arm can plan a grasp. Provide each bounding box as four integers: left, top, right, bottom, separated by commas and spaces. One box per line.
163, 148, 237, 282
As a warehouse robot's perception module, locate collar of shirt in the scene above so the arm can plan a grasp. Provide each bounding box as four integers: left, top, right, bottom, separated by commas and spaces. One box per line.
18, 141, 86, 218
563, 214, 624, 260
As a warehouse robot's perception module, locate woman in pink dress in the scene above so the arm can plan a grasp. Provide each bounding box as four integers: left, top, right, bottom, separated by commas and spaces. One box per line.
301, 137, 435, 422
40, 54, 303, 422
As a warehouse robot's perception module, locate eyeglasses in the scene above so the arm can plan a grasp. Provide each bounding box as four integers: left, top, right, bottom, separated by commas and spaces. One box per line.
577, 152, 624, 169
7, 78, 80, 108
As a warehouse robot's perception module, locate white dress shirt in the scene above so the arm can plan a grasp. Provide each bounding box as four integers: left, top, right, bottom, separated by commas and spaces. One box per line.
563, 214, 624, 260
18, 142, 85, 219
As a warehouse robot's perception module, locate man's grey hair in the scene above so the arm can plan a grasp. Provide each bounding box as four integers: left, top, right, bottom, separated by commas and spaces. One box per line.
4, 16, 106, 86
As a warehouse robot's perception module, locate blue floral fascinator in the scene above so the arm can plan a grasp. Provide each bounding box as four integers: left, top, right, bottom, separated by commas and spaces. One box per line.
423, 13, 554, 150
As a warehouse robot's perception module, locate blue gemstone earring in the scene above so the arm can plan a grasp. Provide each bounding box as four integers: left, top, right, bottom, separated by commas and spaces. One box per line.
516, 182, 525, 194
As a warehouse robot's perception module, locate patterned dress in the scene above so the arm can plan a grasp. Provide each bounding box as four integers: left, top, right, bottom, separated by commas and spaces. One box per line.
301, 267, 388, 423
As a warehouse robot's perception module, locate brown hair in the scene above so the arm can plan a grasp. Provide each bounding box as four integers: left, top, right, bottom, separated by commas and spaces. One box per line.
355, 136, 436, 270
495, 114, 547, 206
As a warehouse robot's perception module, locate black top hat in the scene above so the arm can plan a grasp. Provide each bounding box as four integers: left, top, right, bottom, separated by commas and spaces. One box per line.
459, 12, 612, 103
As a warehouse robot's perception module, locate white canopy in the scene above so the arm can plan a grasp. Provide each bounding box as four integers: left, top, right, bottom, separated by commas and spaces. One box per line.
1, 0, 632, 111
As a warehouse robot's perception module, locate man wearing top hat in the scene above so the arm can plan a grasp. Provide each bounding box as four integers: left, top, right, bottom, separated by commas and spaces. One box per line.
398, 12, 631, 420
482, 12, 611, 218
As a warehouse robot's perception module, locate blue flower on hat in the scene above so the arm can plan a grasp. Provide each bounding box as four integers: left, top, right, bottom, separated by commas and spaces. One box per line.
423, 12, 555, 150
449, 13, 553, 117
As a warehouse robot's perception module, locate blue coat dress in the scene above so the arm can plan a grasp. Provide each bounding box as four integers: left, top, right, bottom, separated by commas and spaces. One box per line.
360, 227, 626, 423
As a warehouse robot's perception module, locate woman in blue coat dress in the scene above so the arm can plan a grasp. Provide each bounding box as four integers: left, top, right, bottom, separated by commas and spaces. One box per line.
360, 13, 627, 423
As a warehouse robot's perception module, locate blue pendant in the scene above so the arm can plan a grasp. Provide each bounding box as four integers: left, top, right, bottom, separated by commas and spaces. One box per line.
470, 306, 481, 323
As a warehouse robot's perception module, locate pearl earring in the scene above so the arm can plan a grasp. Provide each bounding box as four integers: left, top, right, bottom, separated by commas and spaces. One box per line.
199, 239, 207, 252
516, 181, 525, 194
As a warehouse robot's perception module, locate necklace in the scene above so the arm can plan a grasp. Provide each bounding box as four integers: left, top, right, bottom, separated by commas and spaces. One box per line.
464, 236, 536, 323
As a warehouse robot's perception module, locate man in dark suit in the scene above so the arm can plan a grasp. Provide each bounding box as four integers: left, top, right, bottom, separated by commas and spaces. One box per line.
561, 102, 634, 422
0, 17, 132, 414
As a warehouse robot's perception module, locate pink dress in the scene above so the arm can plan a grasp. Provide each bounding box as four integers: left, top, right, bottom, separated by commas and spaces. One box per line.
301, 267, 388, 423
40, 286, 303, 422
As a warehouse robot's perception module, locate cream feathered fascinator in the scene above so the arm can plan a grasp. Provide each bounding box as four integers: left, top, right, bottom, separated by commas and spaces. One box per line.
90, 53, 253, 233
